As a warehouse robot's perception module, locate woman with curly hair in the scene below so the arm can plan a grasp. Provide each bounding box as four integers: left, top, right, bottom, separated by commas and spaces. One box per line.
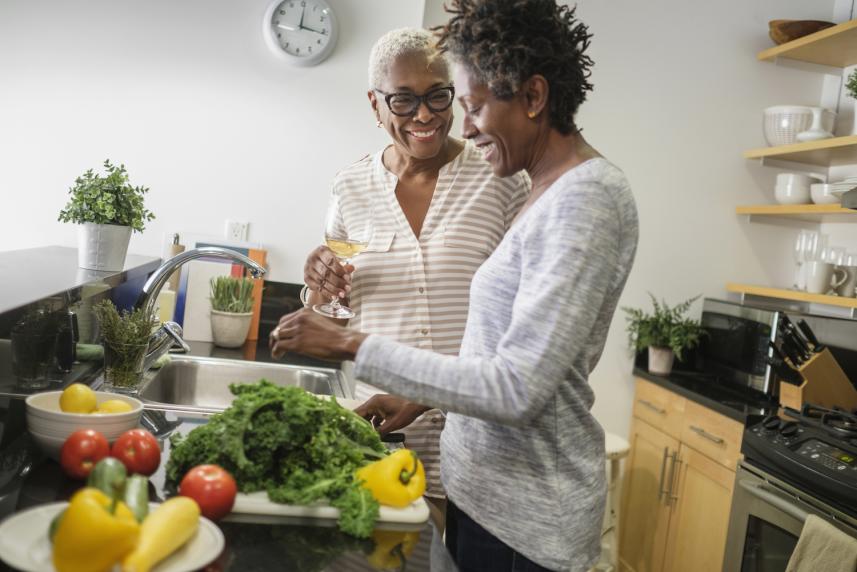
271, 1, 639, 570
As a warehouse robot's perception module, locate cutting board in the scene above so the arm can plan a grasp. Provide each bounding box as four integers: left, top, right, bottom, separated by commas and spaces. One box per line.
228, 492, 429, 525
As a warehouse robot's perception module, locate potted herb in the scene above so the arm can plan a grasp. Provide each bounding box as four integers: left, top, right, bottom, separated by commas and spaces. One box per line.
622, 294, 706, 376
847, 69, 857, 136
93, 300, 157, 394
209, 276, 255, 348
58, 160, 155, 271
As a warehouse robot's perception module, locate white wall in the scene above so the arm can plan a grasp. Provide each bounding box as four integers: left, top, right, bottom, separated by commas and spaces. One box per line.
0, 0, 425, 280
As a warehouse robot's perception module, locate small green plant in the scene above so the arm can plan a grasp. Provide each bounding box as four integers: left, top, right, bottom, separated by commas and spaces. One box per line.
847, 69, 857, 99
58, 160, 155, 232
210, 276, 255, 313
93, 300, 157, 389
622, 294, 706, 361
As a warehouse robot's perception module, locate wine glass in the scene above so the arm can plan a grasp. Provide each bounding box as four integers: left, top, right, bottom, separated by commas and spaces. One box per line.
793, 230, 808, 290
313, 195, 373, 320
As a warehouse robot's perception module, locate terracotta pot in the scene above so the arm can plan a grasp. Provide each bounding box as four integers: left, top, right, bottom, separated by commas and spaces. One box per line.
648, 346, 675, 376
210, 310, 253, 348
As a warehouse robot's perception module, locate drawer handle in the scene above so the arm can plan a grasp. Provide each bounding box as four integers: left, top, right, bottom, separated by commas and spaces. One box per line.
689, 425, 725, 444
638, 399, 667, 415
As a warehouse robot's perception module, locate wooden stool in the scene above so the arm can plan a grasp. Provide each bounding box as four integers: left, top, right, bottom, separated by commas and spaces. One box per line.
595, 433, 630, 572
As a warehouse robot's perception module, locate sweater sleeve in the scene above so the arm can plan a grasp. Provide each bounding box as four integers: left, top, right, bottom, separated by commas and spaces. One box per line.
354, 180, 622, 426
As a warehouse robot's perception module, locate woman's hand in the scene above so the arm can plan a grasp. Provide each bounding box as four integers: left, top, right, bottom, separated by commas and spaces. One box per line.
354, 395, 430, 435
269, 309, 367, 361
304, 246, 355, 300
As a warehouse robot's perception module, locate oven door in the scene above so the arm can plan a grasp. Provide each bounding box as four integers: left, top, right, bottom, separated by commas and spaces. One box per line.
723, 463, 857, 572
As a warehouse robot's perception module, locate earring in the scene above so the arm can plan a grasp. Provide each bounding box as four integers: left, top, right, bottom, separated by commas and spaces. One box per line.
527, 110, 537, 119
376, 120, 383, 128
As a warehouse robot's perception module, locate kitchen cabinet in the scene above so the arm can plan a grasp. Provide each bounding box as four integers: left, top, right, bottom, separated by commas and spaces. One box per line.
618, 378, 744, 572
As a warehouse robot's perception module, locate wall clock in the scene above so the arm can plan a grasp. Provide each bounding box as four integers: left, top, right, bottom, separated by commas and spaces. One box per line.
263, 0, 338, 66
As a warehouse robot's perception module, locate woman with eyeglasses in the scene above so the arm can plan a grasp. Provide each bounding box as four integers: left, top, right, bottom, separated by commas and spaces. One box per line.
273, 1, 638, 570
299, 27, 529, 521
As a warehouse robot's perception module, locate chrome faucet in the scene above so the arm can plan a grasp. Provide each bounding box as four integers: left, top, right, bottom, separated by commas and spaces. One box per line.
134, 247, 267, 372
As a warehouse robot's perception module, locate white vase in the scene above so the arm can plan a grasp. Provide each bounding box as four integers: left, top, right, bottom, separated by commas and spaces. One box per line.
210, 310, 253, 348
648, 346, 675, 376
77, 223, 132, 271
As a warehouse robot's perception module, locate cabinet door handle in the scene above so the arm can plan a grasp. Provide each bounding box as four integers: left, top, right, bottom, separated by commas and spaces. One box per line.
689, 425, 725, 444
667, 453, 682, 505
657, 447, 670, 501
638, 399, 667, 415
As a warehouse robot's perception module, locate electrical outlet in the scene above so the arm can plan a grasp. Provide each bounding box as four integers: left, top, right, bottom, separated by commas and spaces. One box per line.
225, 220, 250, 241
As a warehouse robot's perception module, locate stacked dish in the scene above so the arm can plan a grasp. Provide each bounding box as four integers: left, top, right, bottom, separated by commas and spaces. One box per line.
830, 177, 857, 202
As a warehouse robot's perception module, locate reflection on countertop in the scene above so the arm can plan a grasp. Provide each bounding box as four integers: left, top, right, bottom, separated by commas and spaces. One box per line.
633, 367, 778, 422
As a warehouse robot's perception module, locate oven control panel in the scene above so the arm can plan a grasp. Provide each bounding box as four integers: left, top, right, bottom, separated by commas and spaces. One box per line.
795, 439, 857, 474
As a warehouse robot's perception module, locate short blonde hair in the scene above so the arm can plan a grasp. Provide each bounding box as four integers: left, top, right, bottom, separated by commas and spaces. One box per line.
368, 28, 450, 89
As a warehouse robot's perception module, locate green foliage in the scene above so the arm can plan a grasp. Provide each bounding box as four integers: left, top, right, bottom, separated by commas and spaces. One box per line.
622, 294, 705, 361
209, 276, 255, 313
57, 160, 155, 232
93, 300, 157, 388
165, 380, 388, 538
847, 69, 857, 100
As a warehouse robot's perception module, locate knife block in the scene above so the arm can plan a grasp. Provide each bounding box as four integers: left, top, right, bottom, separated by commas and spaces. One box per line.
780, 348, 857, 411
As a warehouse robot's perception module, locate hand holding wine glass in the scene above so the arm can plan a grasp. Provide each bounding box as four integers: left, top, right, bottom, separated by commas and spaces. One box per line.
313, 195, 373, 320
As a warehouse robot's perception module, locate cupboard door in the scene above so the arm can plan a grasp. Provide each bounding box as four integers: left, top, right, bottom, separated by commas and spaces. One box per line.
619, 418, 679, 572
663, 444, 736, 572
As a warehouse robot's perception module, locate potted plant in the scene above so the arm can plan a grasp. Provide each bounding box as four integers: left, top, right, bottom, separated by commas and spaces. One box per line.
209, 276, 255, 348
622, 294, 706, 376
848, 69, 857, 135
58, 160, 155, 271
93, 300, 157, 394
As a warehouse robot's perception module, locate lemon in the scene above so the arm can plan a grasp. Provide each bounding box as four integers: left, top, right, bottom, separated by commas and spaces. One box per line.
95, 399, 133, 414
59, 383, 97, 413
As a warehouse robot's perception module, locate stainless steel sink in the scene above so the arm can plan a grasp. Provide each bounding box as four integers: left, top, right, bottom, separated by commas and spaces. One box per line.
137, 355, 351, 413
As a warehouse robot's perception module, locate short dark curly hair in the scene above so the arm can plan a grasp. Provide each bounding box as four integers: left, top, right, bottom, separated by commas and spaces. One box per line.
437, 0, 594, 135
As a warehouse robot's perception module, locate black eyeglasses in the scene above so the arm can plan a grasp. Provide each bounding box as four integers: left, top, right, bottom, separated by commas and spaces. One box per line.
374, 86, 455, 117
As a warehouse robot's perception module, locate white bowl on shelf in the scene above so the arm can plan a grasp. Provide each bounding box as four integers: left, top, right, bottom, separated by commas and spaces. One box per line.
763, 106, 835, 147
775, 184, 812, 204
810, 183, 839, 204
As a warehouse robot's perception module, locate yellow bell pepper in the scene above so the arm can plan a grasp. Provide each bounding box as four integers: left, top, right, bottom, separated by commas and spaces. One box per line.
366, 529, 420, 570
53, 487, 140, 572
356, 449, 426, 508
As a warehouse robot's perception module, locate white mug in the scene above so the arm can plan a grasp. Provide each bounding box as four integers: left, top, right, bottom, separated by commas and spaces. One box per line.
805, 260, 848, 295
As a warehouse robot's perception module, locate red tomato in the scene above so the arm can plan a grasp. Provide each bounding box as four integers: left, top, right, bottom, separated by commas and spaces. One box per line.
111, 429, 161, 476
60, 429, 110, 479
179, 464, 237, 521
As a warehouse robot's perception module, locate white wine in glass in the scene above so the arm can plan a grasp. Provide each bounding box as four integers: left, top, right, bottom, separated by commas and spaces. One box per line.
313, 193, 373, 320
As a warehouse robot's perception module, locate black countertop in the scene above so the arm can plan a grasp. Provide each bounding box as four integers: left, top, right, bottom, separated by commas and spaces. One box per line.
0, 341, 440, 572
633, 367, 778, 422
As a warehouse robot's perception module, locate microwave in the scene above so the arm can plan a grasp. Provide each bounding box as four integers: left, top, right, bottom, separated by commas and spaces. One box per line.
698, 298, 780, 395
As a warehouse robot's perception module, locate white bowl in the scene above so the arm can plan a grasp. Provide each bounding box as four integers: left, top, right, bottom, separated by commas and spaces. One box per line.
776, 173, 819, 187
810, 183, 839, 204
775, 184, 812, 204
763, 106, 835, 147
25, 391, 143, 451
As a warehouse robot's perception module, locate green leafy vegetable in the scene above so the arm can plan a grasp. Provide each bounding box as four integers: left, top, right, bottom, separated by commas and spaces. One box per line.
165, 380, 388, 537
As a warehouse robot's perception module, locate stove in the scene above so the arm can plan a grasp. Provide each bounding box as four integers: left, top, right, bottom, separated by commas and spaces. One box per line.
742, 404, 857, 519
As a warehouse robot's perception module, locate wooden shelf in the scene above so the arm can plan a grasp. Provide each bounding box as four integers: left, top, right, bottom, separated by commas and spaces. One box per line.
744, 135, 857, 167
758, 19, 857, 68
726, 283, 857, 309
736, 204, 857, 222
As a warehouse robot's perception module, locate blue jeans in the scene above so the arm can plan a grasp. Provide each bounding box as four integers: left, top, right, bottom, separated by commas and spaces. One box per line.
445, 500, 555, 572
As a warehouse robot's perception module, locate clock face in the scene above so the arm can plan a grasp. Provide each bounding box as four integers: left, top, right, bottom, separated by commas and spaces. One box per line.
264, 0, 338, 66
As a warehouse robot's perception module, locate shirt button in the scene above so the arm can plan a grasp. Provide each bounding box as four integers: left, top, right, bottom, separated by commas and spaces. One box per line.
418, 287, 425, 294
421, 328, 429, 336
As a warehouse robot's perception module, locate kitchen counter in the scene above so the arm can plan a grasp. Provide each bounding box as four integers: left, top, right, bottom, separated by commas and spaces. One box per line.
633, 367, 778, 422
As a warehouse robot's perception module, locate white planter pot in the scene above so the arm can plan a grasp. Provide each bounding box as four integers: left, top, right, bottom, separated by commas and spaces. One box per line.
210, 310, 253, 348
77, 223, 132, 271
648, 346, 675, 376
